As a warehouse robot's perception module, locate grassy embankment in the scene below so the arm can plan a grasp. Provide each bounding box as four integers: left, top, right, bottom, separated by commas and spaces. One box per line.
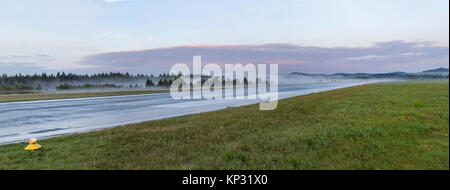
0, 89, 168, 103
0, 81, 448, 169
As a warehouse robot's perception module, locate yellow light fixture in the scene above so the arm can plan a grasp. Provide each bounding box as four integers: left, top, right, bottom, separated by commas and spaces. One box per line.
25, 138, 41, 152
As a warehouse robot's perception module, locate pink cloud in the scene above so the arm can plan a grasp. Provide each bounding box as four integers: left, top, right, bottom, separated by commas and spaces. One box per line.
79, 41, 449, 74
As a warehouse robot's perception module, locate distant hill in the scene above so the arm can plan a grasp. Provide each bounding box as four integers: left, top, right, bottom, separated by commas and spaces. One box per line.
422, 68, 449, 73
290, 68, 449, 80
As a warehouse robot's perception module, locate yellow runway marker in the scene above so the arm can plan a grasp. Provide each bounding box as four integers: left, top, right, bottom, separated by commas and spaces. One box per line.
25, 138, 41, 152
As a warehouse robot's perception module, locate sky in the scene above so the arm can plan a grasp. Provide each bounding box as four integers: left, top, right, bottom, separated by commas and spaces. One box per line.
0, 0, 448, 74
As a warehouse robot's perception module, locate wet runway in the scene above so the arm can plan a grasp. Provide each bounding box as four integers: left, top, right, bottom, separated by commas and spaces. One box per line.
0, 81, 371, 144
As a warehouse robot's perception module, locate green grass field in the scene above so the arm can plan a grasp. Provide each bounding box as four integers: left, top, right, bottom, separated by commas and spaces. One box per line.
0, 89, 168, 103
0, 81, 448, 169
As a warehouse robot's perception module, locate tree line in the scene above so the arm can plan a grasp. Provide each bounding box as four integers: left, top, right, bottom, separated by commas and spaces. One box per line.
0, 72, 257, 92
0, 72, 177, 91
